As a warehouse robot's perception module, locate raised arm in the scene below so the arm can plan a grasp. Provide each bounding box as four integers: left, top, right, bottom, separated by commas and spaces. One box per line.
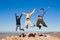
22, 12, 26, 15
31, 8, 36, 15
15, 13, 17, 20
15, 13, 17, 17
15, 13, 17, 18
36, 9, 39, 13
19, 14, 23, 19
43, 7, 50, 13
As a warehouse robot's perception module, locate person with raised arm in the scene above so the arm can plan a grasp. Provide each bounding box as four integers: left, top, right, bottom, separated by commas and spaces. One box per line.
22, 8, 36, 29
15, 13, 24, 31
36, 7, 50, 29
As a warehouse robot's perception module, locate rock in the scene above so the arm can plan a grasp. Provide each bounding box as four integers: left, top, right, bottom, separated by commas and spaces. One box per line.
1, 32, 60, 40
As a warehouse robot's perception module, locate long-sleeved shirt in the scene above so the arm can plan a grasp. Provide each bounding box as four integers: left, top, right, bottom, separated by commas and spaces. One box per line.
15, 14, 22, 25
22, 9, 35, 19
38, 8, 49, 17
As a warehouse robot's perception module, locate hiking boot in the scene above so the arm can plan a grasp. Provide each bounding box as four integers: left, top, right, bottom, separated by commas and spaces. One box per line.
34, 25, 35, 27
26, 25, 28, 29
43, 25, 48, 28
20, 29, 24, 31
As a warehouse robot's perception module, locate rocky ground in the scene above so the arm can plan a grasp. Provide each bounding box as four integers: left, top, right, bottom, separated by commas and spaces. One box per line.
0, 32, 60, 40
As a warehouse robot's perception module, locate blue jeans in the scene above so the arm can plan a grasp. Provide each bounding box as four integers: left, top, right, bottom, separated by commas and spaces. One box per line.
16, 25, 21, 31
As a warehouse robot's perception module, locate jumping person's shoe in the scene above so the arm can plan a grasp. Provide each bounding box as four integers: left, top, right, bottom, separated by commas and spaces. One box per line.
43, 25, 48, 28
20, 29, 24, 31
34, 25, 35, 27
37, 25, 41, 29
26, 25, 28, 29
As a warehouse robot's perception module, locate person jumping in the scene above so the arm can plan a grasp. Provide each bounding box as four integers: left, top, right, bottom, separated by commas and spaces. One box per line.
22, 8, 36, 29
15, 13, 24, 31
36, 7, 50, 29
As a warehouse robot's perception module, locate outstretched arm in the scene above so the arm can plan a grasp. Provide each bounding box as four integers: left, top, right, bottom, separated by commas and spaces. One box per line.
22, 12, 26, 15
43, 7, 50, 13
31, 8, 36, 15
15, 13, 17, 19
15, 13, 17, 17
36, 9, 39, 13
19, 14, 23, 19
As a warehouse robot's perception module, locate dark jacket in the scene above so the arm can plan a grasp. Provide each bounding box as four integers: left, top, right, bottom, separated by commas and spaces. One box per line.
15, 14, 22, 25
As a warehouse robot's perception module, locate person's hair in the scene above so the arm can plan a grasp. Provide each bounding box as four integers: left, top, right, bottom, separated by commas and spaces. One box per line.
40, 8, 44, 11
16, 16, 19, 17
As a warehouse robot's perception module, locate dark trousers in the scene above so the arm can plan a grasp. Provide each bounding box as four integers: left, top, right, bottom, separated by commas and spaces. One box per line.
36, 19, 47, 27
16, 25, 21, 31
16, 25, 24, 31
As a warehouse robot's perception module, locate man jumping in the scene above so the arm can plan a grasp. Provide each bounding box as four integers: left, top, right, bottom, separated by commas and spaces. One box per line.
15, 13, 24, 31
36, 7, 50, 29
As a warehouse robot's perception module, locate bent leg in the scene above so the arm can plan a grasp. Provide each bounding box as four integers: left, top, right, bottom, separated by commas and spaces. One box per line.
36, 19, 40, 27
36, 19, 41, 29
41, 20, 47, 27
24, 20, 28, 29
16, 25, 19, 31
19, 25, 24, 31
26, 25, 28, 28
29, 20, 34, 27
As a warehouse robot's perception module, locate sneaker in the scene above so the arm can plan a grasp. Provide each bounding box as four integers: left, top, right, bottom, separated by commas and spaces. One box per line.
34, 25, 35, 27
20, 29, 24, 31
26, 25, 28, 29
44, 25, 48, 28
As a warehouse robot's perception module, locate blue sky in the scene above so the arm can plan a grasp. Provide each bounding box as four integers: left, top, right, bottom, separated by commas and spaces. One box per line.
0, 0, 60, 32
